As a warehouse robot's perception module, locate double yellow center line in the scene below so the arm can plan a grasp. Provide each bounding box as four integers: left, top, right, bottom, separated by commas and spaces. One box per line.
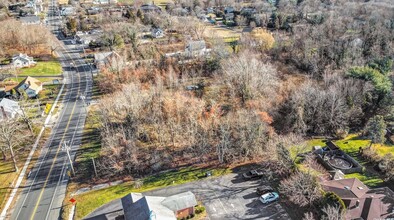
29, 8, 82, 219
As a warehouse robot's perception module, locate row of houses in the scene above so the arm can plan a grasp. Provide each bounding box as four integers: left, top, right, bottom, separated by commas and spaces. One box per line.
0, 76, 43, 121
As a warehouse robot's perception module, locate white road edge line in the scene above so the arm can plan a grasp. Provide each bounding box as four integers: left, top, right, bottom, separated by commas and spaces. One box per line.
12, 69, 74, 220
1, 24, 74, 219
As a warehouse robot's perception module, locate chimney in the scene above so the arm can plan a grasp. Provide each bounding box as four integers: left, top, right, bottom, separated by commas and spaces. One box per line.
355, 200, 360, 208
1, 106, 7, 119
28, 81, 31, 86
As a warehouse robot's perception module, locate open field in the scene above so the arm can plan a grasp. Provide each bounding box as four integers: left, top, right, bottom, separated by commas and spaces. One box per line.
5, 77, 62, 83
203, 25, 241, 40
19, 61, 62, 77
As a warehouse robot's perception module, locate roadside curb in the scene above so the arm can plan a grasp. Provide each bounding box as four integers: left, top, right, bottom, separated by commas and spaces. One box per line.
0, 78, 66, 220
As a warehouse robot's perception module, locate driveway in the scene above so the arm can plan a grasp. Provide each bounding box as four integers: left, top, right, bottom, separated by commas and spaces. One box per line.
144, 173, 290, 220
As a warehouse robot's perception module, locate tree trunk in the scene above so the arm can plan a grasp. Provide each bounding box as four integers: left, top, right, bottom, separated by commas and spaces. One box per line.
1, 150, 6, 161
9, 146, 18, 172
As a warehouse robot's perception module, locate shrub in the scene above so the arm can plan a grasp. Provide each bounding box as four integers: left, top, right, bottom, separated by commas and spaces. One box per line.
321, 192, 346, 213
361, 147, 380, 163
195, 205, 206, 214
347, 66, 392, 95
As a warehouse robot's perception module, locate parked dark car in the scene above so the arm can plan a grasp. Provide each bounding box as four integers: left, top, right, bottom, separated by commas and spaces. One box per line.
242, 170, 264, 179
256, 186, 273, 195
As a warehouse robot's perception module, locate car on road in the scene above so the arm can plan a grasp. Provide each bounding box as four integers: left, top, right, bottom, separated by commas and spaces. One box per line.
259, 192, 279, 204
256, 186, 273, 195
242, 170, 264, 179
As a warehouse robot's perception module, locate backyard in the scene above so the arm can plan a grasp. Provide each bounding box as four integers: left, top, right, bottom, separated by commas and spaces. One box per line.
301, 134, 394, 188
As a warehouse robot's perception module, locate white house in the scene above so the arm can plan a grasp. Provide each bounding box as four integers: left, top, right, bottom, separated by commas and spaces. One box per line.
61, 7, 75, 16
151, 28, 164, 38
15, 76, 43, 98
0, 98, 22, 120
185, 40, 208, 57
19, 15, 41, 25
94, 51, 123, 70
12, 53, 37, 68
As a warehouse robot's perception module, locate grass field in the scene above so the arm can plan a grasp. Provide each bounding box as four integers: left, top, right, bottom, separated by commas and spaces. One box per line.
6, 77, 62, 83
305, 134, 394, 157
69, 167, 230, 219
19, 61, 62, 77
203, 25, 241, 39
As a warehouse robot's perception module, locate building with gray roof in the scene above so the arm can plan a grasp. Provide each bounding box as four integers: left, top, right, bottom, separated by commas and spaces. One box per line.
84, 191, 197, 220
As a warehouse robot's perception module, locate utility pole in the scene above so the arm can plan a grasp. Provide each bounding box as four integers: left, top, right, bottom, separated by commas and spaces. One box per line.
62, 141, 75, 176
91, 158, 98, 177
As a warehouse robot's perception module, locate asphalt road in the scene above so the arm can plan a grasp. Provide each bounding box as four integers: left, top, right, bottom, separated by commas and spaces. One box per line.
9, 1, 92, 219
144, 173, 291, 220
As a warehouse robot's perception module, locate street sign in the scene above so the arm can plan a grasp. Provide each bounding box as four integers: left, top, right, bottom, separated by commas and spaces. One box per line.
69, 198, 76, 203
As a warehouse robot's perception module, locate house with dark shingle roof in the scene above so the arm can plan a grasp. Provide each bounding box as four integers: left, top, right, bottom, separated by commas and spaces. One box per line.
321, 178, 394, 220
84, 191, 198, 220
15, 76, 43, 98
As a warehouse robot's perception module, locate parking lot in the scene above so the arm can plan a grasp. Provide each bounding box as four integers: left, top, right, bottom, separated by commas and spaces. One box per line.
144, 173, 290, 220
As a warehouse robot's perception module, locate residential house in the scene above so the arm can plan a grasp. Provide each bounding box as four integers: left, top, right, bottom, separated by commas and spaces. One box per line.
240, 7, 256, 18
185, 40, 208, 57
151, 28, 164, 38
224, 6, 234, 14
93, 0, 117, 4
15, 76, 43, 98
61, 7, 75, 16
83, 191, 198, 220
0, 98, 22, 120
94, 51, 123, 70
140, 4, 161, 13
224, 13, 235, 24
75, 31, 102, 46
0, 82, 19, 98
321, 178, 394, 220
19, 15, 41, 25
12, 53, 37, 68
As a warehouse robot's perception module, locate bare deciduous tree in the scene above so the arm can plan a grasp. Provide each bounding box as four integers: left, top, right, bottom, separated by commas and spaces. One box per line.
0, 119, 27, 172
221, 51, 279, 105
321, 205, 345, 220
279, 171, 322, 207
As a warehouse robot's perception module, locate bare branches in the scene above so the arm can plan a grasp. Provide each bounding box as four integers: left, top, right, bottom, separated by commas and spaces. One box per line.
279, 171, 322, 207
0, 119, 28, 172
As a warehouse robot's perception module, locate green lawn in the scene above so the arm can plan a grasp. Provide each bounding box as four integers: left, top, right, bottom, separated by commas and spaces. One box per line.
71, 167, 230, 219
305, 134, 394, 157
345, 172, 384, 188
5, 77, 62, 84
19, 61, 62, 77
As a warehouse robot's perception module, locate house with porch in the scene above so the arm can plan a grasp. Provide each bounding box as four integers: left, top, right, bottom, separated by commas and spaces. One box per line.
12, 53, 37, 68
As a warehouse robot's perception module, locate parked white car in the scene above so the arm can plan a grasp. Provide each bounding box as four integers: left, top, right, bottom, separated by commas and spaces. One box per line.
259, 192, 279, 204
